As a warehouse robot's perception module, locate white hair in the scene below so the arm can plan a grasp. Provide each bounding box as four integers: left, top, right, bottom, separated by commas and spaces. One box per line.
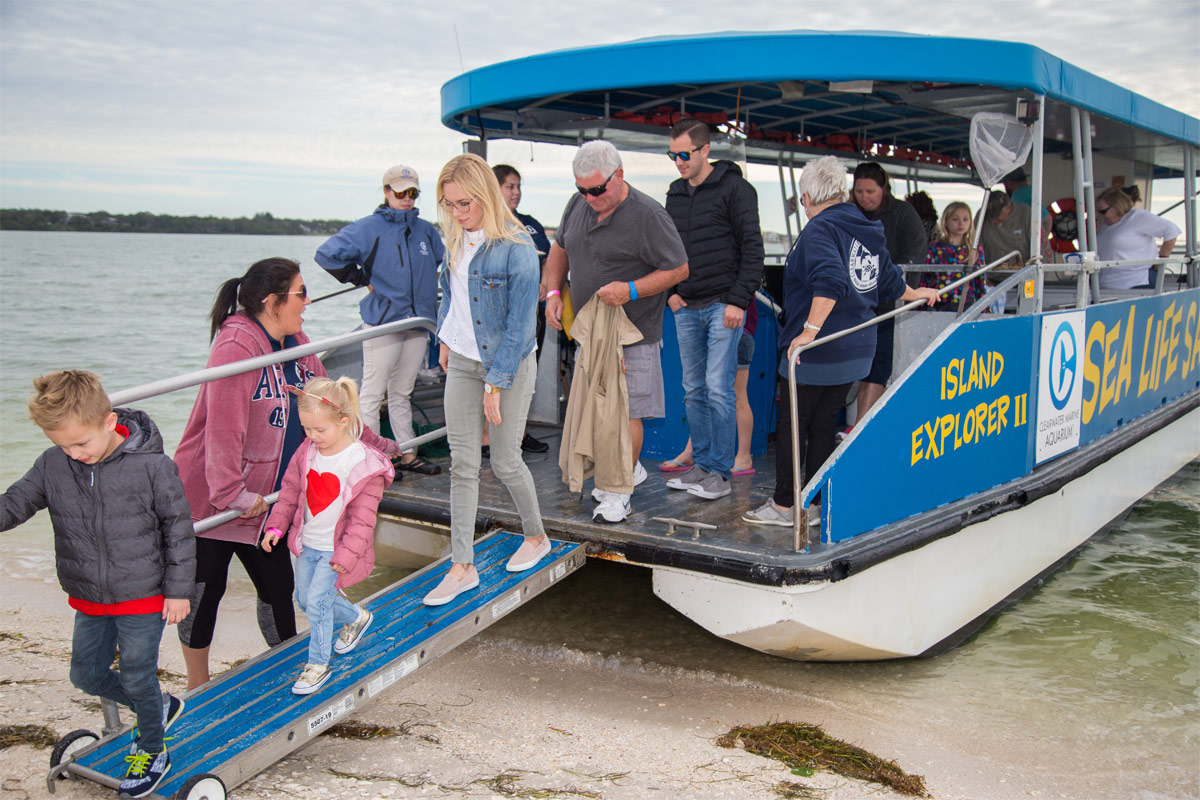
573, 140, 623, 178
798, 156, 850, 207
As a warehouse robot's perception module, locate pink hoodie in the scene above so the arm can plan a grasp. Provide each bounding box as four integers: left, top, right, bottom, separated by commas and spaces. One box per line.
265, 438, 395, 589
175, 312, 399, 544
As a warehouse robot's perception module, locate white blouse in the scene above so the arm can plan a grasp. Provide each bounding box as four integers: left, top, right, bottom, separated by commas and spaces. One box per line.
441, 229, 487, 361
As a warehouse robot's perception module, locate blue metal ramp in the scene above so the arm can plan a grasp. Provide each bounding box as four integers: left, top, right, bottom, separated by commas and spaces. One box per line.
47, 532, 583, 799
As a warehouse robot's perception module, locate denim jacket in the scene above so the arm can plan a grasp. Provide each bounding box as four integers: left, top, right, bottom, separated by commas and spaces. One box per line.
436, 232, 539, 388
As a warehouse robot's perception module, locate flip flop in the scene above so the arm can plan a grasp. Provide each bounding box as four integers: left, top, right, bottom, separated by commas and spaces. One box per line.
658, 459, 693, 472
394, 455, 442, 475
731, 467, 757, 476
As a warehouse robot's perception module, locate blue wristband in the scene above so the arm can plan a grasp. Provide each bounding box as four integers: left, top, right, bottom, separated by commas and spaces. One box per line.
628, 281, 638, 301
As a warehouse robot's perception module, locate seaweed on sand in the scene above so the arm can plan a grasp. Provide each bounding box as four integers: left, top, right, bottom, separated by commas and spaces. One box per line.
716, 722, 930, 797
0, 724, 57, 750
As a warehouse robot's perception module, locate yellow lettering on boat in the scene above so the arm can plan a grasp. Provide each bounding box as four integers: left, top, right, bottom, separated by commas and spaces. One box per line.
1082, 320, 1105, 424
1117, 305, 1135, 404
1100, 321, 1120, 414
1137, 313, 1156, 396
1165, 301, 1182, 384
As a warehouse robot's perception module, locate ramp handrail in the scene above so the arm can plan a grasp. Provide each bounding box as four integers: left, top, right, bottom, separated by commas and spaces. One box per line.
783, 251, 1020, 550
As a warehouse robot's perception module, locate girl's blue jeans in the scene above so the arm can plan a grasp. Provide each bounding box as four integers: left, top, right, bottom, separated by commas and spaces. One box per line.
294, 546, 360, 666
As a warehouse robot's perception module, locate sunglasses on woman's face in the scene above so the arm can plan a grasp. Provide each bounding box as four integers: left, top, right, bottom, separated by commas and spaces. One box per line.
277, 285, 307, 300
391, 188, 420, 200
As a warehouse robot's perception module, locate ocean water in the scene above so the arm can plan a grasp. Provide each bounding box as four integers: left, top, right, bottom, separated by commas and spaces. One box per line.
1, 231, 1197, 794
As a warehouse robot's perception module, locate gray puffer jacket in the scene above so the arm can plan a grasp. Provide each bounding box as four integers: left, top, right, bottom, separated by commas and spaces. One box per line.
1, 408, 196, 604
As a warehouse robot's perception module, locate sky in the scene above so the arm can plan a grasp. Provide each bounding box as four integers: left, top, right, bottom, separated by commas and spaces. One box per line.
1, 0, 1197, 235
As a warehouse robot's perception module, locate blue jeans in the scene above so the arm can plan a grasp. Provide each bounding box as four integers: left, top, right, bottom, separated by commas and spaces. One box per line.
675, 303, 742, 479
70, 611, 166, 751
294, 546, 360, 666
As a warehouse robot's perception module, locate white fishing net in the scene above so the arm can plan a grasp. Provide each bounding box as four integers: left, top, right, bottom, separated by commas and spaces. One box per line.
969, 112, 1035, 187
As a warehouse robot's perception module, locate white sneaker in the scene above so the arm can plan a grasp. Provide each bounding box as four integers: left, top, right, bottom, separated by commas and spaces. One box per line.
666, 466, 708, 491
591, 462, 648, 501
291, 663, 332, 695
592, 492, 631, 523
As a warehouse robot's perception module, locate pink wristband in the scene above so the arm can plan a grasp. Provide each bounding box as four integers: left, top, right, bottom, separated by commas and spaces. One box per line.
546, 289, 561, 298
266, 527, 282, 538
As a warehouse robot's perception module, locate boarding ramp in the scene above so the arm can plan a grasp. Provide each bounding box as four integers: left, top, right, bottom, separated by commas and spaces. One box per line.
47, 532, 583, 799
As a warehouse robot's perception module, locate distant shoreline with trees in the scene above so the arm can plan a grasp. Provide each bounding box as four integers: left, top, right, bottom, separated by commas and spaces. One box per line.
0, 209, 354, 235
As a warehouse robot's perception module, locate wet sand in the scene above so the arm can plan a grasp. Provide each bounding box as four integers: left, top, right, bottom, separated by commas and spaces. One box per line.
2, 563, 1175, 800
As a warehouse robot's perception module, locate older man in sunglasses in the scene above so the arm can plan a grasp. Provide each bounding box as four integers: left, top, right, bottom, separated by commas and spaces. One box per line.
315, 164, 445, 476
543, 140, 689, 523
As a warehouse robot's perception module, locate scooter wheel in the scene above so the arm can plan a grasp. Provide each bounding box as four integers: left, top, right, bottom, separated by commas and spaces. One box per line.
174, 773, 227, 800
49, 729, 99, 775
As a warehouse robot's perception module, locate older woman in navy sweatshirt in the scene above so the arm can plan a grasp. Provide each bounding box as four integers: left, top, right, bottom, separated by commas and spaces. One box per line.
743, 157, 937, 528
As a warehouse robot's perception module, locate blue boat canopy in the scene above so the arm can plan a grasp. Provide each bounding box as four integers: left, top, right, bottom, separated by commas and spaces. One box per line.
441, 30, 1199, 179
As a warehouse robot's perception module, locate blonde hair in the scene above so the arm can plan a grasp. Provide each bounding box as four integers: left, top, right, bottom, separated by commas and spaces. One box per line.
938, 201, 979, 267
1098, 186, 1135, 219
296, 377, 363, 440
436, 153, 531, 271
28, 370, 112, 430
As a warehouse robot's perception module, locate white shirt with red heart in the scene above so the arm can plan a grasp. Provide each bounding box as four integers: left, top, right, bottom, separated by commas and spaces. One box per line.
301, 441, 367, 551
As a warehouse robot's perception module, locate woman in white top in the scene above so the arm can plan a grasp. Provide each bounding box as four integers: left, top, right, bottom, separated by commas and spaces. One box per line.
423, 154, 550, 606
1095, 186, 1181, 289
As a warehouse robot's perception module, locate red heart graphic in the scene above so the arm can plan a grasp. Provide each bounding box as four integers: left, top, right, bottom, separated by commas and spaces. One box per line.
306, 469, 341, 516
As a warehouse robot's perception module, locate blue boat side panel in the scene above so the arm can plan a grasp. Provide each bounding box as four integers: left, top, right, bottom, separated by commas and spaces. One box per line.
63, 533, 582, 797
811, 290, 1200, 542
441, 31, 1199, 147
812, 316, 1037, 542
1078, 290, 1200, 444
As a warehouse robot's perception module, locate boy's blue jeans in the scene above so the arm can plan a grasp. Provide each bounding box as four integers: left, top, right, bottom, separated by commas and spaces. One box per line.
674, 303, 743, 479
69, 611, 166, 751
294, 546, 359, 666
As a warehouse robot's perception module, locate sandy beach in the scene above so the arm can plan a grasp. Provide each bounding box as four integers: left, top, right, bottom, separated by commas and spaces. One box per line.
3, 556, 1183, 800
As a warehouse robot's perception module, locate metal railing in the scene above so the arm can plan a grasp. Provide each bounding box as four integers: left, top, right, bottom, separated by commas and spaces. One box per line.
108, 316, 446, 533
784, 251, 1019, 551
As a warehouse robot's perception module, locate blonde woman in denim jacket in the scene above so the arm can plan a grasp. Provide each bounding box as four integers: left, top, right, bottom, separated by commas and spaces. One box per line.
423, 154, 549, 605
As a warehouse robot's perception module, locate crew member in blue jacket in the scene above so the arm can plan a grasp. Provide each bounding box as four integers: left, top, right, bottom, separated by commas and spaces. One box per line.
743, 156, 937, 528
316, 164, 445, 475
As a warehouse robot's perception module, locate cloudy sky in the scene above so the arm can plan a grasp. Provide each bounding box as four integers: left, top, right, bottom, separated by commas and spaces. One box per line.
2, 0, 1197, 233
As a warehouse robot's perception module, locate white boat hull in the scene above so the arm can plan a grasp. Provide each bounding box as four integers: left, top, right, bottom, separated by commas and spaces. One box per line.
652, 407, 1199, 661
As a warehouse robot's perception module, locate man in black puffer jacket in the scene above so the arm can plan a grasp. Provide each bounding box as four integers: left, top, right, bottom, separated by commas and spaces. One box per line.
663, 118, 765, 501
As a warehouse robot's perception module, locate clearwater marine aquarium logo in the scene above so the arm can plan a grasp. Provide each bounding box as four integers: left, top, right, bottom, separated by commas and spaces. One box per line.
1048, 320, 1078, 410
848, 239, 880, 292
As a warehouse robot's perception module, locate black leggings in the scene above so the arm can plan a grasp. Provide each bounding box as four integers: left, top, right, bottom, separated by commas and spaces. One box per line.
177, 536, 296, 650
772, 381, 853, 509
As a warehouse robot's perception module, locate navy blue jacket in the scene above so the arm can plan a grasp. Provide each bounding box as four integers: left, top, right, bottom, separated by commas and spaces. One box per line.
315, 205, 444, 325
779, 203, 907, 385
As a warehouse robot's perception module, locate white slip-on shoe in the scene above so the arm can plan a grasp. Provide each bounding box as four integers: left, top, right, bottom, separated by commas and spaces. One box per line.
422, 566, 480, 606
506, 536, 551, 572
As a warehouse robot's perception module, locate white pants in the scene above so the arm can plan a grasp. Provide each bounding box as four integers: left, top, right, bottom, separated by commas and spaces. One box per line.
360, 328, 428, 453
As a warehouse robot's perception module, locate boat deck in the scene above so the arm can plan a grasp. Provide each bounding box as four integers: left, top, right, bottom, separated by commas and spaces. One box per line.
382, 421, 835, 579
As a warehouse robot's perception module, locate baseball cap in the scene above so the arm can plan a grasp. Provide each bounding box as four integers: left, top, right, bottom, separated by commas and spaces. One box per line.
382, 165, 419, 192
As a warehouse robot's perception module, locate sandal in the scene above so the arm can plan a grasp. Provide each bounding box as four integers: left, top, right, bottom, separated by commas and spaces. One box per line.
394, 454, 442, 475
658, 458, 693, 472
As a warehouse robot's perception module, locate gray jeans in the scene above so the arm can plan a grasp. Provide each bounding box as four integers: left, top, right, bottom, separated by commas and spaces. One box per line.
444, 351, 544, 564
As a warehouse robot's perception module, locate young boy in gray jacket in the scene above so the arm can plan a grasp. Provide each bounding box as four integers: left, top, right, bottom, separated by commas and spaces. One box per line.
1, 370, 196, 799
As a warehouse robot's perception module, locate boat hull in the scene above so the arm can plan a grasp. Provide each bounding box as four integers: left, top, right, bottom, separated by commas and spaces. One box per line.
651, 406, 1199, 661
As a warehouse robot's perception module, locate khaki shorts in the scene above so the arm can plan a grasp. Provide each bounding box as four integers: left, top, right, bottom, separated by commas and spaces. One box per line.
623, 341, 665, 420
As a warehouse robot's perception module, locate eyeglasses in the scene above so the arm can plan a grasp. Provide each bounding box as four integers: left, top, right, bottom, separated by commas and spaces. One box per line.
275, 285, 307, 300
286, 384, 342, 414
1096, 206, 1112, 215
576, 169, 618, 197
666, 146, 703, 162
441, 198, 475, 212
391, 188, 420, 200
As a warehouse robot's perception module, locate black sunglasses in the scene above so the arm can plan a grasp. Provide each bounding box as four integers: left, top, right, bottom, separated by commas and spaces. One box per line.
667, 146, 703, 162
277, 285, 307, 300
576, 169, 618, 197
1096, 206, 1111, 215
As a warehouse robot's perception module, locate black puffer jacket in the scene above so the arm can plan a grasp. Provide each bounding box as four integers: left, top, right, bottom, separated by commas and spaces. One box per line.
666, 160, 765, 309
1, 408, 196, 604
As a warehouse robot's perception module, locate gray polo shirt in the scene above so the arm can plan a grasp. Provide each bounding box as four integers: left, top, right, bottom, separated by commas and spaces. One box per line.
555, 184, 687, 344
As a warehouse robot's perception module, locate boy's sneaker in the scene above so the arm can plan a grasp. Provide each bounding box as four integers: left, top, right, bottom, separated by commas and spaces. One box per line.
593, 492, 631, 523
742, 500, 794, 527
128, 692, 185, 755
118, 746, 170, 799
333, 607, 373, 655
590, 461, 648, 502
687, 473, 731, 500
666, 466, 708, 491
292, 663, 332, 695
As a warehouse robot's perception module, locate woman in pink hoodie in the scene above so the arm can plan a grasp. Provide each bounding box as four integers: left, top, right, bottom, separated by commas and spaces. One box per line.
174, 258, 399, 689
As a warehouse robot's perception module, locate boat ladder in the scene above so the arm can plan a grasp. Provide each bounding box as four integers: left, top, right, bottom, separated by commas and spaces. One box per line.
45, 532, 584, 800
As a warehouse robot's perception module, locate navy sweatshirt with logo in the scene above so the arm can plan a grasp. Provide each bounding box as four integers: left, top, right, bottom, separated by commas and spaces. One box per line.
779, 202, 907, 386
